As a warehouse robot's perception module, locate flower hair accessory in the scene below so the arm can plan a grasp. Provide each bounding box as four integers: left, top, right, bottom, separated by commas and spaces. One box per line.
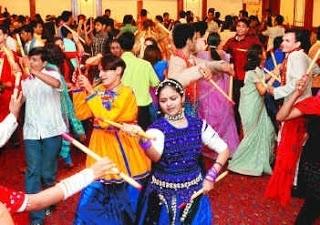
155, 79, 184, 96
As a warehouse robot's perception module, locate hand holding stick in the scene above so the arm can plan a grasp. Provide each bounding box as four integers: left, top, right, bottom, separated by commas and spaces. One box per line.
96, 118, 155, 140
62, 24, 86, 44
263, 68, 281, 82
61, 133, 143, 190
306, 48, 320, 75
178, 171, 229, 208
199, 67, 235, 105
190, 171, 228, 201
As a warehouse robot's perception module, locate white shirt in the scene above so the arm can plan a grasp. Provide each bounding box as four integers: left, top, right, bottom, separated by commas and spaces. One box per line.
22, 68, 67, 140
274, 49, 320, 102
0, 113, 18, 147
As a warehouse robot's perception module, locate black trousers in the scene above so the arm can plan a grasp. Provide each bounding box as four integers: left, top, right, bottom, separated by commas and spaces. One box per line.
295, 197, 320, 225
138, 104, 152, 130
232, 78, 244, 135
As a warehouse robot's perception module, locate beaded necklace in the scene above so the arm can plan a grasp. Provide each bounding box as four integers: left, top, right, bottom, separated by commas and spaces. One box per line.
165, 111, 185, 121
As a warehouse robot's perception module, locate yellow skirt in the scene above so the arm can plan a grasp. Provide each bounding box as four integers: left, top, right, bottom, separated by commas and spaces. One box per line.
86, 128, 151, 183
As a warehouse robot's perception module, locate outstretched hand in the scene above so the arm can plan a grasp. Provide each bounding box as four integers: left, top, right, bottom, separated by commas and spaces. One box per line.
90, 157, 118, 179
120, 123, 144, 137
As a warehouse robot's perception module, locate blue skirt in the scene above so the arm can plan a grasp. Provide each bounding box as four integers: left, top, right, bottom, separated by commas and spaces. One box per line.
136, 190, 212, 225
73, 181, 141, 225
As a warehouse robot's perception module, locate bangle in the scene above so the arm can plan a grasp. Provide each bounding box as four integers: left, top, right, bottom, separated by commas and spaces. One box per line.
205, 167, 218, 182
57, 168, 95, 200
139, 139, 152, 151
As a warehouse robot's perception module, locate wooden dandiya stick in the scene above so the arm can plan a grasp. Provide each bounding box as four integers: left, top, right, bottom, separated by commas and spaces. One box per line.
306, 48, 320, 75
208, 79, 235, 105
263, 68, 281, 82
97, 118, 155, 140
178, 171, 229, 209
199, 67, 235, 104
15, 34, 25, 57
62, 24, 86, 44
15, 33, 31, 76
61, 133, 143, 190
228, 76, 233, 99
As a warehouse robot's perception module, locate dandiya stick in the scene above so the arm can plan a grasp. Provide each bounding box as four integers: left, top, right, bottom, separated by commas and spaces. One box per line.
15, 33, 25, 57
228, 76, 233, 99
199, 67, 235, 105
178, 171, 229, 209
62, 24, 86, 44
15, 33, 31, 76
306, 48, 320, 75
263, 67, 281, 82
208, 79, 235, 105
61, 133, 143, 190
271, 51, 277, 68
190, 171, 228, 201
97, 118, 155, 140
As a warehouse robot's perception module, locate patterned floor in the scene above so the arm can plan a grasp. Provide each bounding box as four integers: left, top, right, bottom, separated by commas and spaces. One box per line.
1, 144, 319, 225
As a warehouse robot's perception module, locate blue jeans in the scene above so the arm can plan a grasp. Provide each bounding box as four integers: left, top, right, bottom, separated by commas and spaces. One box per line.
24, 135, 62, 224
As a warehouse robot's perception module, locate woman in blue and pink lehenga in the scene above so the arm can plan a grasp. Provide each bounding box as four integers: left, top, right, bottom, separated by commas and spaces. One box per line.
123, 79, 230, 224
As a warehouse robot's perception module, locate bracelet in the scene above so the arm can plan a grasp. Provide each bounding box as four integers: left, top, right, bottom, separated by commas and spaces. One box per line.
57, 168, 95, 200
85, 91, 97, 101
205, 167, 218, 183
139, 139, 152, 151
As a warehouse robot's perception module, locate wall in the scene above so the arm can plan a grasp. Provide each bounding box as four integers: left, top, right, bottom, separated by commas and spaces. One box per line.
184, 0, 202, 20
77, 0, 95, 17
313, 0, 320, 27
1, 0, 30, 16
207, 0, 243, 18
102, 0, 137, 22
293, 0, 305, 26
144, 0, 177, 20
37, 0, 72, 17
246, 1, 262, 18
280, 0, 294, 25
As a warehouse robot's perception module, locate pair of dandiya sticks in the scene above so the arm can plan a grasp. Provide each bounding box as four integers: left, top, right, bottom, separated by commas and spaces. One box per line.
61, 118, 229, 208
